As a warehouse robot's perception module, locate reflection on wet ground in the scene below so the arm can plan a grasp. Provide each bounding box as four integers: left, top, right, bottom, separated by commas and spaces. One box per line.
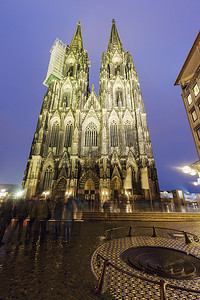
0, 221, 200, 299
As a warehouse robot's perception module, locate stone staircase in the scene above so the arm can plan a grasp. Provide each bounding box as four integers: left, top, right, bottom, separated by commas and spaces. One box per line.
82, 211, 200, 221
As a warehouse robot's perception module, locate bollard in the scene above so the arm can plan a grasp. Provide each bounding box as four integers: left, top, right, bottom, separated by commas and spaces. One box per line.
160, 279, 167, 300
183, 231, 192, 245
152, 226, 157, 237
106, 229, 113, 240
128, 226, 132, 237
94, 259, 109, 294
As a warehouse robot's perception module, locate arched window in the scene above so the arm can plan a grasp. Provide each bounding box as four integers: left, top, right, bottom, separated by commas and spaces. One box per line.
68, 66, 73, 76
65, 123, 73, 147
107, 65, 110, 78
115, 90, 123, 106
124, 121, 133, 146
43, 166, 53, 190
110, 121, 118, 147
85, 122, 98, 147
64, 91, 70, 107
50, 122, 59, 147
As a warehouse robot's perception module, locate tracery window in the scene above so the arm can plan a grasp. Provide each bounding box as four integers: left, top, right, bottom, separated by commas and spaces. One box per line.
68, 66, 73, 76
64, 91, 70, 107
107, 65, 110, 78
43, 166, 53, 190
124, 121, 133, 146
116, 90, 123, 106
110, 121, 118, 147
85, 122, 97, 147
65, 123, 73, 147
50, 122, 59, 147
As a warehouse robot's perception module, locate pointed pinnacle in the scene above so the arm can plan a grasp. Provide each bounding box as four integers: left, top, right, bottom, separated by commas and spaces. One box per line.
107, 19, 123, 52
70, 21, 83, 52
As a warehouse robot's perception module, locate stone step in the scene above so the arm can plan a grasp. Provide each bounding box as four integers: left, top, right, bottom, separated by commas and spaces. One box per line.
82, 212, 200, 221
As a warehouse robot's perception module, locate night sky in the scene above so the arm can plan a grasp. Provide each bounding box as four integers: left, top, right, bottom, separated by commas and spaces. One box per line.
0, 0, 200, 193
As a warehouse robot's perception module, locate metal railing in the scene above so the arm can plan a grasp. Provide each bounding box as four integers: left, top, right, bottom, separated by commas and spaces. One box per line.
105, 225, 200, 246
94, 253, 200, 300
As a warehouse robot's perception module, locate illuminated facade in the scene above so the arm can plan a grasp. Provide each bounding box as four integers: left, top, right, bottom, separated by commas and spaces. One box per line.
22, 20, 160, 207
175, 31, 200, 184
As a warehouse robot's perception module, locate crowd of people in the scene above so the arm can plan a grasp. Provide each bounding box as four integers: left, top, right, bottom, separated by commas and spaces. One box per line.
0, 195, 79, 247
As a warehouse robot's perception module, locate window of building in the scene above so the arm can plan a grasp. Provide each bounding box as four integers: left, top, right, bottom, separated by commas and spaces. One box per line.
65, 92, 70, 107
50, 122, 59, 147
125, 122, 133, 146
194, 84, 199, 96
187, 94, 192, 105
191, 109, 198, 122
64, 123, 73, 147
110, 121, 118, 147
68, 66, 73, 76
107, 65, 110, 78
196, 128, 200, 141
116, 90, 123, 107
43, 166, 53, 190
85, 122, 97, 147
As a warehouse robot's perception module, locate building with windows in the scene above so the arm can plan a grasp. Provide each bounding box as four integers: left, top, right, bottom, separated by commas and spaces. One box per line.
22, 20, 160, 208
175, 31, 200, 183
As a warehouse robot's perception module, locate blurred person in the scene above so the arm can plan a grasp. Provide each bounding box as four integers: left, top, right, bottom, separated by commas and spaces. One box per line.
46, 197, 51, 233
0, 198, 13, 246
32, 196, 51, 244
7, 198, 28, 245
72, 197, 83, 236
25, 196, 37, 243
53, 197, 63, 241
62, 197, 75, 242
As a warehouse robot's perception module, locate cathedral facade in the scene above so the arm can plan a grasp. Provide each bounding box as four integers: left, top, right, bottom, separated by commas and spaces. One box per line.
22, 20, 160, 208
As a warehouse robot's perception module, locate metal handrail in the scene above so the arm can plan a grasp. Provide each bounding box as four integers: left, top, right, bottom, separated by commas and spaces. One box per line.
105, 225, 200, 244
94, 253, 200, 299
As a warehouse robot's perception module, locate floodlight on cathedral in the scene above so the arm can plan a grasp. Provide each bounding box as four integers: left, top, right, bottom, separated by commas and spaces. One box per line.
22, 20, 160, 211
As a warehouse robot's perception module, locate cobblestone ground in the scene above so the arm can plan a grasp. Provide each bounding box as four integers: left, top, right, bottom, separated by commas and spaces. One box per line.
1, 220, 200, 300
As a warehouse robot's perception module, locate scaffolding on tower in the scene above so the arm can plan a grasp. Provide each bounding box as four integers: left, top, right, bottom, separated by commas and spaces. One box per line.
43, 38, 67, 87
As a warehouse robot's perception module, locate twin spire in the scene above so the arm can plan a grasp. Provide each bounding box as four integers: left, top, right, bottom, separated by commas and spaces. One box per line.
107, 19, 123, 52
70, 19, 123, 52
70, 20, 83, 52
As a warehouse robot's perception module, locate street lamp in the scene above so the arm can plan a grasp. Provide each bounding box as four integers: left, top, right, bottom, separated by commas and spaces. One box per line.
42, 191, 50, 199
16, 190, 24, 198
65, 191, 72, 198
182, 166, 192, 174
181, 162, 200, 187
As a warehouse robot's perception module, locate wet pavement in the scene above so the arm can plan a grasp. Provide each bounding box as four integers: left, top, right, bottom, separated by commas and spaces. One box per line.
1, 220, 200, 300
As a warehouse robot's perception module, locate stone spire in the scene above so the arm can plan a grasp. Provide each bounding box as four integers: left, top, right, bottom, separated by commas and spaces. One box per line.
70, 20, 83, 52
107, 19, 123, 52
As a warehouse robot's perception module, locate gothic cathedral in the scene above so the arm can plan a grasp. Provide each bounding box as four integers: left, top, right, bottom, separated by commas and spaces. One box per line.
22, 20, 160, 208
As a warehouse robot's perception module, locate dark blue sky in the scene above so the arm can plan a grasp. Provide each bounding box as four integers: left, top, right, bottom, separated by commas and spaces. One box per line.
0, 0, 200, 192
